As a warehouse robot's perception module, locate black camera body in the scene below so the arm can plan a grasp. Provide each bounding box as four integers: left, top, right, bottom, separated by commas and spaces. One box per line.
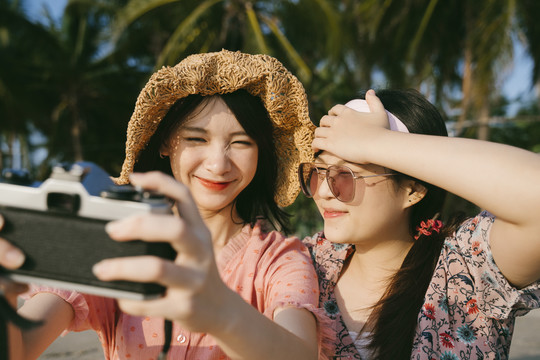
0, 162, 176, 300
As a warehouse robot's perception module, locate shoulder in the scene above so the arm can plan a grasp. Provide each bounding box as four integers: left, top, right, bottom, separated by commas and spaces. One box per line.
449, 211, 494, 244
239, 223, 313, 266
302, 232, 352, 284
261, 229, 311, 260
440, 211, 495, 263
302, 232, 351, 255
433, 211, 540, 319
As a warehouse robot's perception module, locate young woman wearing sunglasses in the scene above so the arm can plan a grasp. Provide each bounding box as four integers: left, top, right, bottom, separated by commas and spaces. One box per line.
301, 89, 540, 360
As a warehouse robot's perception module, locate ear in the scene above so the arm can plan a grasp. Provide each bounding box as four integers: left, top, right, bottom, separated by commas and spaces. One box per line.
403, 181, 427, 208
159, 143, 170, 157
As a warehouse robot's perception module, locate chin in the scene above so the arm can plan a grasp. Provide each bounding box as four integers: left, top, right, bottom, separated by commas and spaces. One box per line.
322, 225, 351, 244
193, 195, 234, 212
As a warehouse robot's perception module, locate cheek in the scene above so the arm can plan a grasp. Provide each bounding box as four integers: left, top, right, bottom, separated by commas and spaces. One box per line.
166, 135, 182, 176
314, 198, 324, 213
346, 181, 367, 204
169, 151, 199, 182
235, 148, 258, 182
242, 159, 258, 186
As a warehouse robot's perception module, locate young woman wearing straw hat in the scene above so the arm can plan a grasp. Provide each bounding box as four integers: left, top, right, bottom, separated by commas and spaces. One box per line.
301, 89, 540, 359
1, 50, 330, 360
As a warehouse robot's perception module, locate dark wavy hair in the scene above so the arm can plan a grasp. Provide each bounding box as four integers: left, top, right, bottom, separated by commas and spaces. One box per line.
359, 89, 464, 360
133, 89, 291, 233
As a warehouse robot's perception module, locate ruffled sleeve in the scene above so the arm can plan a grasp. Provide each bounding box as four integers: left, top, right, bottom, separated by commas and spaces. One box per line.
450, 211, 540, 319
23, 285, 118, 334
219, 223, 335, 359
260, 233, 335, 359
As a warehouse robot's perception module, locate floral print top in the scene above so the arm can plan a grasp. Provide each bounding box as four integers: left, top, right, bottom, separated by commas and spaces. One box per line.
304, 212, 540, 360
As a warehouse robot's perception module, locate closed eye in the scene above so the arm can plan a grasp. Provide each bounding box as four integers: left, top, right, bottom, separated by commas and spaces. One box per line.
232, 140, 254, 146
185, 137, 206, 143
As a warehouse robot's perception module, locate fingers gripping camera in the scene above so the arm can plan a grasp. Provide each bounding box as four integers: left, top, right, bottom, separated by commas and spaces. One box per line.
0, 162, 176, 300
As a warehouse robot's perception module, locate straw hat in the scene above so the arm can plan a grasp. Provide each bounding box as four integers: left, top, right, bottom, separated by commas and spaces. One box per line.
116, 50, 315, 207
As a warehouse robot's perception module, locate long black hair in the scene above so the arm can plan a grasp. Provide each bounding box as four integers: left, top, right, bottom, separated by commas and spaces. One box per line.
134, 89, 291, 233
361, 89, 464, 360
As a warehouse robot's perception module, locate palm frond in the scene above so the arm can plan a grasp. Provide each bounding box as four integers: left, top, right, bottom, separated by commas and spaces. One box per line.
155, 0, 223, 67
261, 14, 311, 83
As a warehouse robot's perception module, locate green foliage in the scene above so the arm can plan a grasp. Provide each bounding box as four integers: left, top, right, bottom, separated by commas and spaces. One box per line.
2, 0, 540, 233
287, 192, 323, 238
490, 120, 540, 153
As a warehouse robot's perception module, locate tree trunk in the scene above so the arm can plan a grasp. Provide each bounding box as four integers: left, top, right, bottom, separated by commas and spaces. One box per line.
458, 47, 473, 136
477, 100, 490, 141
19, 133, 31, 171
7, 132, 14, 169
0, 134, 3, 170
71, 103, 84, 162
457, 2, 473, 137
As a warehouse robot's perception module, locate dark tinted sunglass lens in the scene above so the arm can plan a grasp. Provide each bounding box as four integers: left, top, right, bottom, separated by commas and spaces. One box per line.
308, 166, 319, 197
329, 166, 355, 202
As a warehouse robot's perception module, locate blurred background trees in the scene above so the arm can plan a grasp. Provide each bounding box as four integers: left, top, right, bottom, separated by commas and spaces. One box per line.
1, 0, 539, 236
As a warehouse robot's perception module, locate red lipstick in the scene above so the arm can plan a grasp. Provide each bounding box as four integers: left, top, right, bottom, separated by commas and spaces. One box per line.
197, 177, 231, 191
323, 209, 347, 218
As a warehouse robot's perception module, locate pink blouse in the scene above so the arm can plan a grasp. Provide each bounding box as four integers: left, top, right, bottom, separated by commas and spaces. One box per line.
30, 222, 331, 359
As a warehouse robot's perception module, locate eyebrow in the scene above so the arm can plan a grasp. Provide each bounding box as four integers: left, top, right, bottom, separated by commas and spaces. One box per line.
181, 127, 249, 137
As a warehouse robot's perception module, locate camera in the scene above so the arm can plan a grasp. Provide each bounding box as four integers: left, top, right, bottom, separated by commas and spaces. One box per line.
0, 162, 176, 300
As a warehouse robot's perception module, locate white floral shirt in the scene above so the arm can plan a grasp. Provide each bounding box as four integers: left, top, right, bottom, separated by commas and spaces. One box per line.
304, 212, 540, 359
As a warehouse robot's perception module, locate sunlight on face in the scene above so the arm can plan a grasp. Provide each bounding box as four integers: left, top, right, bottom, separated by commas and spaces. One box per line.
163, 97, 258, 215
313, 152, 407, 245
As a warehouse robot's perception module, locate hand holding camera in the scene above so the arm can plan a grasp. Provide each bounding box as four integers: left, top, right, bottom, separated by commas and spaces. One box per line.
0, 162, 176, 300
0, 219, 27, 306
93, 171, 233, 334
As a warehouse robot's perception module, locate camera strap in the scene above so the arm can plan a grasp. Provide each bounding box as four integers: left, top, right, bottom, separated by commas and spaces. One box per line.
0, 293, 43, 360
157, 319, 173, 359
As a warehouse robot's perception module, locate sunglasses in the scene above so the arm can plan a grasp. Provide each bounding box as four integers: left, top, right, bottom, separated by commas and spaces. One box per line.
298, 162, 396, 203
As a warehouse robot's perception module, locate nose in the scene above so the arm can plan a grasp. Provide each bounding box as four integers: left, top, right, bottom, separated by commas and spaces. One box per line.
316, 173, 335, 200
203, 144, 232, 174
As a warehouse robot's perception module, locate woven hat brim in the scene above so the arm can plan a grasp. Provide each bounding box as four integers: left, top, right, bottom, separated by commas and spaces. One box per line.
116, 50, 315, 207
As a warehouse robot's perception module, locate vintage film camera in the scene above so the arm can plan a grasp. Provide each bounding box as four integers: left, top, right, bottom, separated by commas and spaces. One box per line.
0, 162, 176, 300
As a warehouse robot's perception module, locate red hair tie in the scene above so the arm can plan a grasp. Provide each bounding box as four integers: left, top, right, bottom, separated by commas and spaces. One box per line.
415, 218, 443, 240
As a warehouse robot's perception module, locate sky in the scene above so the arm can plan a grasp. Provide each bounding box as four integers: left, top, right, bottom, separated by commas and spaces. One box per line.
26, 0, 537, 117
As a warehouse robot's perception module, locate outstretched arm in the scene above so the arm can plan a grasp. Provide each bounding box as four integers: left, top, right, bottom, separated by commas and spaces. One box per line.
312, 90, 540, 288
93, 172, 318, 360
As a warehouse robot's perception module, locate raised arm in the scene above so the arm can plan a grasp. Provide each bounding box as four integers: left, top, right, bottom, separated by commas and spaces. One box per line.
312, 90, 540, 288
92, 172, 318, 360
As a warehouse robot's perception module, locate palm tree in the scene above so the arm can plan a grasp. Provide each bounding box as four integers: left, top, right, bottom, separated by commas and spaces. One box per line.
341, 0, 517, 141
516, 0, 540, 93
25, 0, 146, 176
113, 0, 341, 86
0, 0, 58, 171
457, 0, 514, 140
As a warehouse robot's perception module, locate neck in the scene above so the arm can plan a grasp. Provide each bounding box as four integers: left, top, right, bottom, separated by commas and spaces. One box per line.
349, 236, 413, 283
335, 233, 414, 335
347, 214, 414, 280
199, 205, 245, 253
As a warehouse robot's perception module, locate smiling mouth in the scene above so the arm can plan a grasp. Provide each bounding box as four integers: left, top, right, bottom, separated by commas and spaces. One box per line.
197, 177, 232, 191
323, 209, 348, 218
